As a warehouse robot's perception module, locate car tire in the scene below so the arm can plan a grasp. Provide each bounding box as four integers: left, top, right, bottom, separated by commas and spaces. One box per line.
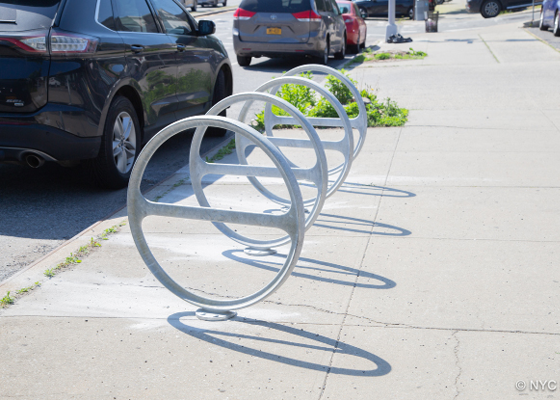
316, 40, 329, 64
480, 0, 501, 18
359, 7, 368, 19
223, 0, 227, 5
237, 55, 251, 66
87, 96, 140, 189
207, 70, 228, 137
360, 36, 366, 50
334, 36, 346, 59
554, 12, 560, 36
539, 9, 547, 30
191, 2, 197, 11
211, 0, 217, 7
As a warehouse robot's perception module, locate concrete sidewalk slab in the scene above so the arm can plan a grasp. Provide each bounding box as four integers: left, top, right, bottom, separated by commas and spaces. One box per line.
2, 18, 560, 400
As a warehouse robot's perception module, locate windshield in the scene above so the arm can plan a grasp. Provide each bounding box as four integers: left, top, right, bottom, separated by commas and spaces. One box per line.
239, 0, 311, 13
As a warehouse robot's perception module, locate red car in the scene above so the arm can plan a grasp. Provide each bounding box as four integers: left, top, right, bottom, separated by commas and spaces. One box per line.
336, 1, 367, 53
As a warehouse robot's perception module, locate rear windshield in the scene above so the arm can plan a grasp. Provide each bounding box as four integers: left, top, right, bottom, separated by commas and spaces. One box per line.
0, 0, 60, 31
239, 0, 311, 13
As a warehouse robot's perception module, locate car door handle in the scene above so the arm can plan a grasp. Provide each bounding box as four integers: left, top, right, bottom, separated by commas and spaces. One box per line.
177, 44, 186, 52
131, 45, 144, 54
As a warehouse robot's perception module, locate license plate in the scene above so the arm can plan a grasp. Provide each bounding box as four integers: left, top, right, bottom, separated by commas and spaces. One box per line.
266, 27, 282, 35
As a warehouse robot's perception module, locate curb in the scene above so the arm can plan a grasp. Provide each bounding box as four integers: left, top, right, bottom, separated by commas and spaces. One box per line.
0, 134, 235, 296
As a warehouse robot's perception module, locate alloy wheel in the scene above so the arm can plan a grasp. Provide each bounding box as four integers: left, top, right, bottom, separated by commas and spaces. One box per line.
483, 1, 500, 17
112, 111, 137, 174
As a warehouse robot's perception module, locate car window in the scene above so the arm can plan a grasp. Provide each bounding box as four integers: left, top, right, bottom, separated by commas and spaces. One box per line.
98, 0, 116, 30
330, 0, 340, 14
0, 0, 60, 31
315, 0, 327, 11
150, 0, 192, 35
112, 0, 158, 33
238, 0, 311, 13
337, 3, 351, 13
353, 3, 360, 15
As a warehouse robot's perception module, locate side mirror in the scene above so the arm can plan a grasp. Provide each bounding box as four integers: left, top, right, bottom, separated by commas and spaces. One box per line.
198, 20, 216, 36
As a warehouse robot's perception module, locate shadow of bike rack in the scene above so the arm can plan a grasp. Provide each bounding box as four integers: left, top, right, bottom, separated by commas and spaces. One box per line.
128, 65, 368, 321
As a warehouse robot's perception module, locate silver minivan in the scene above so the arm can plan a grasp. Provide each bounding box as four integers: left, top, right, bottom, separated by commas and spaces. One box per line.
233, 0, 347, 66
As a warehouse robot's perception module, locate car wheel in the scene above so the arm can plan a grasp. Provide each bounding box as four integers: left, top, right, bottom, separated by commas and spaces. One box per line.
539, 9, 547, 30
207, 70, 228, 137
408, 7, 414, 19
211, 0, 217, 6
223, 0, 227, 5
351, 34, 360, 54
334, 36, 346, 59
480, 0, 501, 18
237, 55, 251, 67
361, 36, 366, 50
87, 96, 140, 189
192, 2, 197, 11
359, 7, 368, 19
554, 12, 560, 36
316, 40, 329, 64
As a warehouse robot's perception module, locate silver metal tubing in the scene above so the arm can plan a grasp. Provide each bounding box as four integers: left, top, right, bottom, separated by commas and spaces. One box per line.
239, 76, 354, 199
281, 64, 368, 166
127, 116, 305, 317
194, 92, 328, 249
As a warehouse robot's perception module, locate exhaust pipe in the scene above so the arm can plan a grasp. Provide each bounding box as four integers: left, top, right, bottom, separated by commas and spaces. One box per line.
25, 154, 45, 169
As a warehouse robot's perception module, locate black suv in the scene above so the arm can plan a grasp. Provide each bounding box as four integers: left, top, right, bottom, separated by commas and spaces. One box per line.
466, 0, 542, 17
0, 0, 232, 188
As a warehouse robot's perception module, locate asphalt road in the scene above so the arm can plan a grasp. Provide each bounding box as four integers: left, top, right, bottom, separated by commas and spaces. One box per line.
1, 1, 556, 284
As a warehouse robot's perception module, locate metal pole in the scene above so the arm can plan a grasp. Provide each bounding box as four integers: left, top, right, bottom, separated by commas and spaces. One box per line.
386, 0, 398, 41
531, 0, 535, 26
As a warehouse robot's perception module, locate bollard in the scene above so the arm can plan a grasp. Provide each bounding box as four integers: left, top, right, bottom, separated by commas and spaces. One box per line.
128, 116, 306, 321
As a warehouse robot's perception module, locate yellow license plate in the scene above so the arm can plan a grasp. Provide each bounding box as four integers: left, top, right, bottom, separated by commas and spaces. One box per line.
266, 27, 282, 35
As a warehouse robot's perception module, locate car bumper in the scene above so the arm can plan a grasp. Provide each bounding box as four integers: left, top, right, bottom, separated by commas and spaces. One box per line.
233, 34, 323, 58
465, 0, 482, 12
0, 103, 101, 162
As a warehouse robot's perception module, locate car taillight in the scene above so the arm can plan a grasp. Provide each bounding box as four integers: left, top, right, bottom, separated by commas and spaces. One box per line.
292, 10, 322, 21
234, 8, 256, 20
343, 16, 353, 23
0, 30, 98, 54
50, 31, 98, 54
0, 31, 48, 53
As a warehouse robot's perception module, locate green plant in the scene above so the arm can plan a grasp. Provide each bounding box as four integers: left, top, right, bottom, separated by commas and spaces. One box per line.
374, 52, 391, 60
324, 69, 357, 105
1, 291, 14, 307
206, 139, 236, 163
44, 268, 55, 278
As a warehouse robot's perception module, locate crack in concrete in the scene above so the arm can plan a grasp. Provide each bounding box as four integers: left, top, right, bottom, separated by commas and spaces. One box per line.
452, 331, 462, 400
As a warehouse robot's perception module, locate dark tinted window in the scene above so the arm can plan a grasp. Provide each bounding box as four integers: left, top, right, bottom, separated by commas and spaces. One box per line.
0, 0, 60, 31
315, 0, 327, 11
113, 0, 158, 33
239, 0, 311, 13
98, 0, 116, 30
151, 0, 192, 34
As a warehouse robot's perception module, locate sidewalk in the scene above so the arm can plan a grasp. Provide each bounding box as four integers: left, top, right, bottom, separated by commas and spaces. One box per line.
1, 21, 560, 399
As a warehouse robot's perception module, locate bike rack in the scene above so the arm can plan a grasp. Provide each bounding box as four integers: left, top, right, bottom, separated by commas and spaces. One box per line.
239, 76, 354, 199
128, 65, 368, 321
279, 65, 368, 162
128, 116, 305, 321
194, 92, 328, 253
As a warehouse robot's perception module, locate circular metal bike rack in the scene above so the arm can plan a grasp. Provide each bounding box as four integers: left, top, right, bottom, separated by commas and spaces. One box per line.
129, 66, 369, 321
128, 116, 306, 321
280, 64, 368, 163
239, 76, 354, 199
193, 92, 329, 252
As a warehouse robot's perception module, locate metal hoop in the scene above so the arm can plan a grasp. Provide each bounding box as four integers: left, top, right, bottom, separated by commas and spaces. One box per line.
282, 64, 368, 163
128, 116, 305, 315
192, 92, 328, 249
239, 76, 354, 199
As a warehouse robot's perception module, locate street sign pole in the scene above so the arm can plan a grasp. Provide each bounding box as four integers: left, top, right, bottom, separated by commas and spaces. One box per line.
386, 0, 398, 41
